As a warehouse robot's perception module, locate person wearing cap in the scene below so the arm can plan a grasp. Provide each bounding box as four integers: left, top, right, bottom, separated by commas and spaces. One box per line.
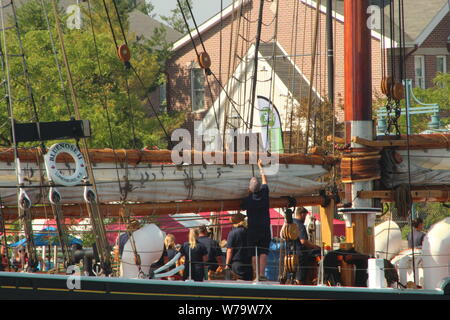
118, 219, 141, 258
225, 212, 252, 281
293, 207, 321, 285
197, 225, 223, 279
407, 217, 426, 249
240, 159, 270, 281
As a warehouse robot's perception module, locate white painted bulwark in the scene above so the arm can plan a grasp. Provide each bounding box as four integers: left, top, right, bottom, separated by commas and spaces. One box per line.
368, 258, 386, 288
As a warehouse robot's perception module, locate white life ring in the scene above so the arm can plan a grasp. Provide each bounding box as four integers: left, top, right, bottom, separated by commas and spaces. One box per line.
44, 143, 87, 186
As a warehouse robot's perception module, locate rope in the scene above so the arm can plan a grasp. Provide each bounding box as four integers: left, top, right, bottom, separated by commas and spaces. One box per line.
50, 0, 112, 274
38, 0, 72, 116
303, 0, 322, 154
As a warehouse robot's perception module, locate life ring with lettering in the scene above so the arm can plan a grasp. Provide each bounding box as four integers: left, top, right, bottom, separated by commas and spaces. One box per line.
44, 143, 87, 186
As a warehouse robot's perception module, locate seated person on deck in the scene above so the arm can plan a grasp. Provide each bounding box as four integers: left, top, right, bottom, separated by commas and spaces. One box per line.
293, 207, 321, 285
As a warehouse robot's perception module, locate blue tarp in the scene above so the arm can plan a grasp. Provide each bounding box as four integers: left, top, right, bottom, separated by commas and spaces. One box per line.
9, 227, 82, 247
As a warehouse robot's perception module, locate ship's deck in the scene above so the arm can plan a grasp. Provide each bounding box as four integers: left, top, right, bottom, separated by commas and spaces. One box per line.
0, 271, 448, 300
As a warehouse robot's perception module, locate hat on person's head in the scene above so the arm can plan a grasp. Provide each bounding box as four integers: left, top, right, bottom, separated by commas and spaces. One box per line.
295, 207, 308, 216
197, 225, 209, 235
230, 212, 246, 224
248, 177, 261, 193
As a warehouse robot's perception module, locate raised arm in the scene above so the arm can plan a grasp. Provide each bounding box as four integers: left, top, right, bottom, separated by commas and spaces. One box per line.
257, 159, 267, 185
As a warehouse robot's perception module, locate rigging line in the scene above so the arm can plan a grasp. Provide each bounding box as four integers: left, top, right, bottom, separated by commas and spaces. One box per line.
223, 0, 238, 141
295, 2, 309, 152
399, 0, 416, 285
248, 0, 265, 131
124, 73, 137, 149
101, 2, 171, 145
180, 0, 222, 136
238, 33, 257, 43
38, 0, 72, 117
304, 0, 322, 154
184, 0, 207, 56
389, 0, 396, 82
220, 0, 224, 151
102, 0, 119, 49
110, 0, 128, 46
129, 64, 171, 143
209, 70, 249, 127
238, 2, 250, 131
10, 0, 43, 147
289, 0, 301, 153
0, 195, 10, 270
381, 0, 386, 80
204, 71, 221, 134
242, 11, 276, 27
50, 0, 112, 271
86, 0, 123, 194
176, 0, 200, 60
265, 0, 280, 151
0, 0, 38, 271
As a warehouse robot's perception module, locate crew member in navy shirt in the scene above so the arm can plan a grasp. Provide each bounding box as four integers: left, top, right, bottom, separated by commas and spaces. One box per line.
179, 228, 208, 281
225, 212, 252, 280
293, 207, 320, 284
197, 225, 223, 278
241, 159, 270, 281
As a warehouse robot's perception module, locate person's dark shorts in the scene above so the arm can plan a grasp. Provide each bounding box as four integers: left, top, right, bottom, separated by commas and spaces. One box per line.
232, 261, 253, 281
247, 236, 271, 256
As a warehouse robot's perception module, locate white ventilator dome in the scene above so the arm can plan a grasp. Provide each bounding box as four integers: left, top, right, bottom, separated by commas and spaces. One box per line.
120, 224, 166, 278
374, 220, 402, 260
422, 217, 450, 290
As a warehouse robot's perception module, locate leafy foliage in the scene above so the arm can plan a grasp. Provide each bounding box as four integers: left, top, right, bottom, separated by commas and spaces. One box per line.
0, 0, 184, 149
373, 73, 450, 134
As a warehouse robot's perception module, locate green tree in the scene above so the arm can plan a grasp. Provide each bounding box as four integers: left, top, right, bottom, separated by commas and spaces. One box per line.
373, 73, 450, 134
0, 0, 183, 149
160, 0, 193, 34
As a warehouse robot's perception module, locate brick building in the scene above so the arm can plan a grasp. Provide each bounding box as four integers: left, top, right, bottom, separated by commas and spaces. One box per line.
165, 0, 449, 151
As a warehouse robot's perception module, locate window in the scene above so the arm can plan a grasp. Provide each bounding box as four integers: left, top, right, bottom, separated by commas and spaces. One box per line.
436, 56, 447, 74
159, 83, 167, 113
414, 55, 425, 89
191, 68, 205, 111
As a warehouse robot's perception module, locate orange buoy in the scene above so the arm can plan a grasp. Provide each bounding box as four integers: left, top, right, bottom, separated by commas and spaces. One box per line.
198, 52, 211, 69
118, 44, 131, 63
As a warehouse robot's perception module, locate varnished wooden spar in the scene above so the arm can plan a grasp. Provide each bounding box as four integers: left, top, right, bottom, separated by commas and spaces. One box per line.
1, 195, 328, 220
0, 148, 337, 166
352, 134, 450, 150
358, 186, 450, 202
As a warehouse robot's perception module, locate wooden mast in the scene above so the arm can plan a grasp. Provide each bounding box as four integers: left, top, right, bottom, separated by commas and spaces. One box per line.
341, 0, 379, 256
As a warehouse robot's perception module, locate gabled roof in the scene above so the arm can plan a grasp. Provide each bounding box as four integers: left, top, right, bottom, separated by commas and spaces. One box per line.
128, 10, 182, 43
317, 0, 449, 46
172, 0, 449, 53
172, 0, 249, 51
258, 42, 321, 104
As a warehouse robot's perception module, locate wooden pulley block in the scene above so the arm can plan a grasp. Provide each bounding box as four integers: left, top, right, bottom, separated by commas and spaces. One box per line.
198, 52, 211, 69
381, 77, 393, 97
118, 44, 131, 62
280, 223, 299, 241
284, 255, 292, 273
392, 82, 404, 101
